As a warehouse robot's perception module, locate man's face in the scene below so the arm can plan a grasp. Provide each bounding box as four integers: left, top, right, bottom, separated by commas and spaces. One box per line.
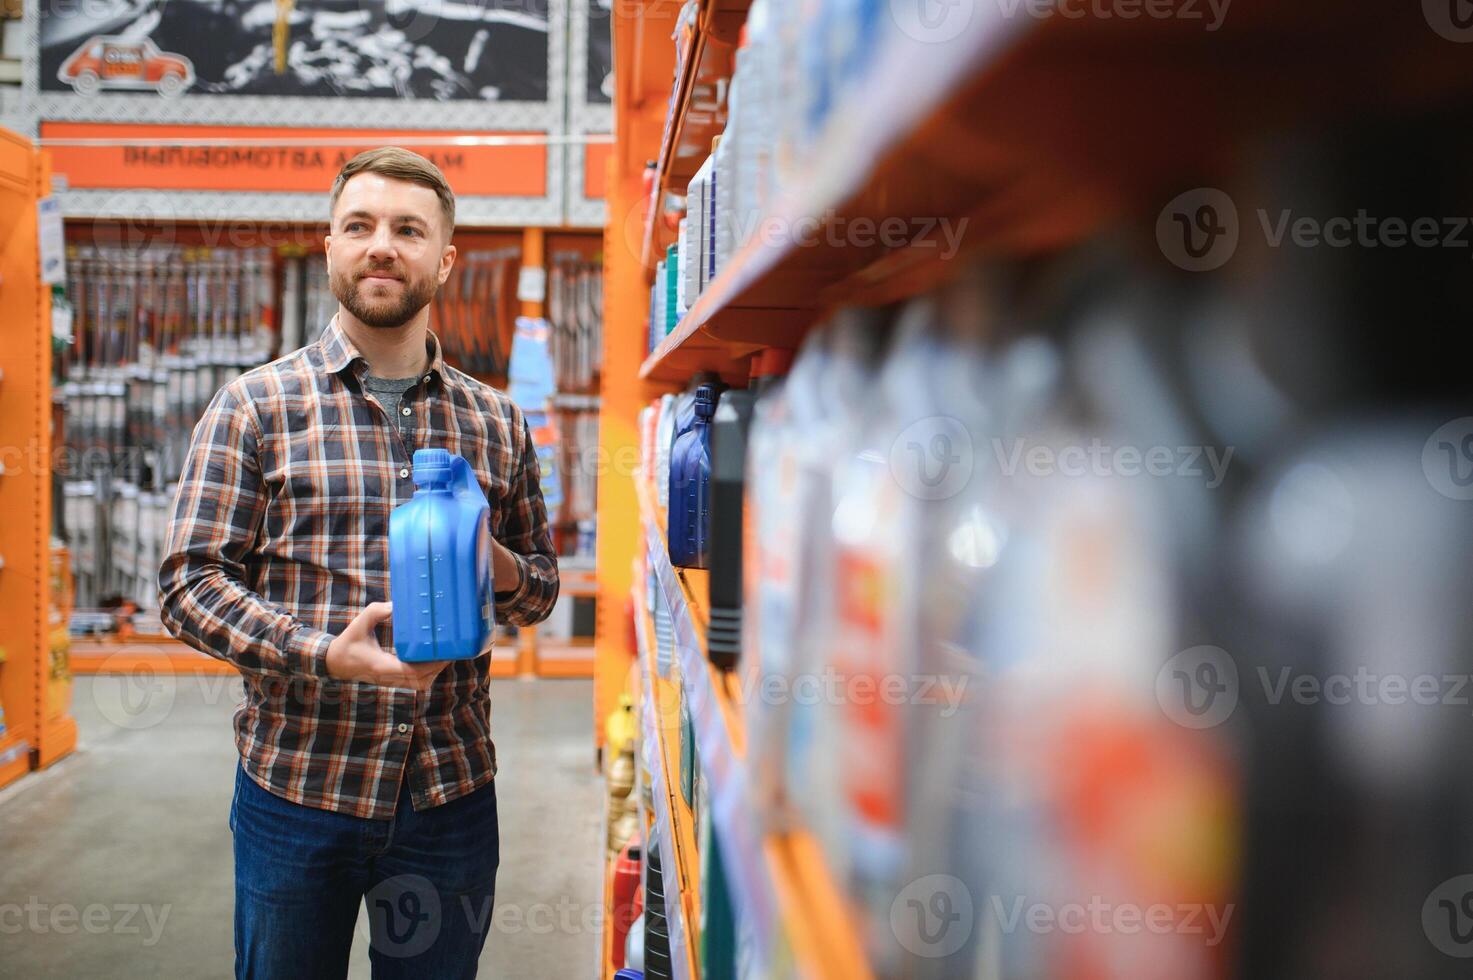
325, 173, 455, 329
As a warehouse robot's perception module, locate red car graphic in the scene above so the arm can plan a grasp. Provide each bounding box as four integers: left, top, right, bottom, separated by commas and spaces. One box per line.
58, 36, 196, 98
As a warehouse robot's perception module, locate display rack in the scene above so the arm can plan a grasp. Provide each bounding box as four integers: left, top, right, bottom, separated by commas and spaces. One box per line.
595, 2, 1473, 976
0, 126, 77, 789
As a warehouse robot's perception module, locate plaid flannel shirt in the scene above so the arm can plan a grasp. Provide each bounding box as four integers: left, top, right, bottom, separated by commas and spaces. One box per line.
159, 315, 558, 819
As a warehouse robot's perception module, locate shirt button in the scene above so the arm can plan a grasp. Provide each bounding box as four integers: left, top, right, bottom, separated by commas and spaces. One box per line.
397, 723, 409, 734
399, 467, 410, 478
423, 375, 432, 383
401, 406, 412, 416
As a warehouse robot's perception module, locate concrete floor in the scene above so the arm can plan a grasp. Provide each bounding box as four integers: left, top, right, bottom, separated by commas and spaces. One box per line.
0, 674, 605, 979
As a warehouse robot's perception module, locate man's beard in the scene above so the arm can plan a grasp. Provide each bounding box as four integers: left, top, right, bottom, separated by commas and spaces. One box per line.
331, 262, 438, 329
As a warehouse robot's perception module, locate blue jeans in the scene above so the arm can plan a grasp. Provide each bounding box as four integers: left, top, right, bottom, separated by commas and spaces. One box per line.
230, 764, 500, 980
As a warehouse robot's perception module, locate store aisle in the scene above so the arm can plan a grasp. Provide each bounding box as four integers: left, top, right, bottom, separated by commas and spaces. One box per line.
0, 674, 604, 979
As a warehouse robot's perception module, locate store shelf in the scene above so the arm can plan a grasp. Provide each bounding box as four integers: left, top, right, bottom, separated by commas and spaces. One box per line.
70, 639, 240, 675
637, 4, 1473, 386
637, 8, 1024, 381
632, 575, 700, 980
635, 474, 873, 980
638, 0, 749, 273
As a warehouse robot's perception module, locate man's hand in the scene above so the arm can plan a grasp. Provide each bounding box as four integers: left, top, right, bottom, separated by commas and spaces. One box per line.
325, 602, 448, 691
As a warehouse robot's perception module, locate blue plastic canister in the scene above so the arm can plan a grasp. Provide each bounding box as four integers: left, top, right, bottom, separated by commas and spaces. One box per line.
390, 448, 495, 662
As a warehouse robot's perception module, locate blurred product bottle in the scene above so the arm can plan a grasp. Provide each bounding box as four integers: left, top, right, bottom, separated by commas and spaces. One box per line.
745, 312, 883, 843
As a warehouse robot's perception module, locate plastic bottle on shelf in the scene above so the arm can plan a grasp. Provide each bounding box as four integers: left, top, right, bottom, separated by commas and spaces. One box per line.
740, 0, 776, 220
745, 312, 884, 836
676, 216, 692, 318
389, 449, 495, 663
651, 260, 667, 351
668, 384, 718, 569
707, 348, 795, 671
813, 299, 959, 959
665, 243, 681, 331
655, 393, 678, 513
611, 838, 644, 971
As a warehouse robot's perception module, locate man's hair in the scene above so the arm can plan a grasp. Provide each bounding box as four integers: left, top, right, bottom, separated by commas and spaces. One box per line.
329, 147, 456, 237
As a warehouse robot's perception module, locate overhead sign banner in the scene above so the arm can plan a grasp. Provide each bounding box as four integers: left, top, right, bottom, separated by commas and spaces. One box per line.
41, 123, 548, 196
38, 0, 550, 101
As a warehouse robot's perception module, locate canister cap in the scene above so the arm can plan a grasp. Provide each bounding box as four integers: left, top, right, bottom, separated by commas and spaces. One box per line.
412, 448, 452, 485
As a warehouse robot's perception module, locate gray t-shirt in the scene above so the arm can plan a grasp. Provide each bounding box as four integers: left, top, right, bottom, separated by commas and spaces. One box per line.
362, 374, 419, 449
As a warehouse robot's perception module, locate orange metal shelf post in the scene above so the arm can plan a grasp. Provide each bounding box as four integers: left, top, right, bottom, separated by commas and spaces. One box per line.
0, 128, 77, 784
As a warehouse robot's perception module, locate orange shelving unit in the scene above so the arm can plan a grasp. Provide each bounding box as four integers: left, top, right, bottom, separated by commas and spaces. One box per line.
0, 127, 78, 788
597, 3, 1473, 978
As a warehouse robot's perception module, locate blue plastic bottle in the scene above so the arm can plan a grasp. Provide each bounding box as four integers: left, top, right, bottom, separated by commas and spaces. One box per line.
690, 387, 716, 567
669, 385, 717, 568
390, 448, 495, 662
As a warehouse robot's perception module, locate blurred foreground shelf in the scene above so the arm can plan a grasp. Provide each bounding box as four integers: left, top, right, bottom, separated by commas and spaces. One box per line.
635, 474, 874, 980
636, 0, 1473, 385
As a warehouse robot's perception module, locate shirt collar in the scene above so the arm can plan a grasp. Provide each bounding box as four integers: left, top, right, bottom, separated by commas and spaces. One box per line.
318, 313, 449, 389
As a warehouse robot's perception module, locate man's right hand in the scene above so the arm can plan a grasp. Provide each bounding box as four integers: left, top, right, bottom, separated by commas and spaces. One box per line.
325, 602, 447, 691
